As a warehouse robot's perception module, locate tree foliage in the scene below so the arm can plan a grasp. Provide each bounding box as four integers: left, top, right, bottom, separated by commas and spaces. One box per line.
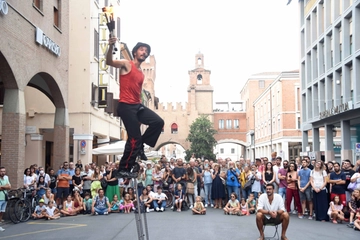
185, 115, 217, 161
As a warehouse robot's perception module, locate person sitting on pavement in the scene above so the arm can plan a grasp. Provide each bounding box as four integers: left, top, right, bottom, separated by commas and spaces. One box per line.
60, 194, 76, 216
192, 196, 206, 215
256, 183, 289, 240
146, 184, 156, 210
92, 189, 111, 215
354, 217, 360, 231
120, 193, 134, 213
83, 192, 92, 214
347, 190, 359, 227
328, 195, 345, 224
247, 193, 257, 214
240, 198, 250, 216
42, 188, 56, 207
73, 189, 83, 214
153, 186, 167, 212
224, 192, 240, 215
139, 188, 153, 213
110, 194, 121, 213
32, 199, 46, 219
43, 200, 60, 220
174, 183, 185, 212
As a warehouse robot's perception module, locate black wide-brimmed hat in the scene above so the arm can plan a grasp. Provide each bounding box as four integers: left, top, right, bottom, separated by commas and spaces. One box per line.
132, 42, 151, 57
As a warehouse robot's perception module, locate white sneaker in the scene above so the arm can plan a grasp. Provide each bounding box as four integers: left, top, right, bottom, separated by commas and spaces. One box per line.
292, 210, 298, 215
156, 207, 160, 212
146, 207, 150, 213
189, 205, 193, 209
0, 227, 4, 232
104, 211, 108, 215
211, 204, 214, 208
171, 206, 174, 210
160, 207, 164, 212
205, 204, 208, 208
149, 208, 154, 212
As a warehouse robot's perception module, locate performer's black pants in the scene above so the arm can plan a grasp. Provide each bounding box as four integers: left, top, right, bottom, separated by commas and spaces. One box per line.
117, 102, 164, 170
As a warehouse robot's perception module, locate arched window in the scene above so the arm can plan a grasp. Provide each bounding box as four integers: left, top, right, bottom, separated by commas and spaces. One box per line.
171, 123, 178, 134
197, 74, 202, 84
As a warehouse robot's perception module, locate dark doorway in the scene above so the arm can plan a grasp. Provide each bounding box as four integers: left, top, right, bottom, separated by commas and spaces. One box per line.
45, 141, 53, 172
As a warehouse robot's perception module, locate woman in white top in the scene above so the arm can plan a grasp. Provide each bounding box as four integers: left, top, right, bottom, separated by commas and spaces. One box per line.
23, 168, 36, 190
310, 160, 329, 222
350, 168, 360, 189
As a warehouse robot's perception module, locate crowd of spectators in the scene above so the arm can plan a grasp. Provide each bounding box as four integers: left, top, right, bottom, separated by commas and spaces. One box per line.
18, 156, 360, 232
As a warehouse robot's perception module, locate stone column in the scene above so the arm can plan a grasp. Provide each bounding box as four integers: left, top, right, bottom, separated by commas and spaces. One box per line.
1, 89, 26, 188
53, 108, 69, 169
302, 130, 309, 152
325, 124, 335, 162
341, 120, 352, 161
312, 127, 321, 160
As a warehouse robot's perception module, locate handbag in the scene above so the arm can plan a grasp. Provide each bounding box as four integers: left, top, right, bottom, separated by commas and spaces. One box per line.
100, 178, 108, 189
348, 181, 357, 191
243, 180, 252, 191
186, 182, 194, 194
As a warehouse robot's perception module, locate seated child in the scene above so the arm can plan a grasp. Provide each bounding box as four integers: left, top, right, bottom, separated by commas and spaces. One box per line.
354, 218, 360, 231
111, 195, 121, 213
174, 183, 185, 212
347, 189, 359, 227
60, 195, 77, 216
120, 193, 134, 213
247, 193, 256, 214
223, 192, 240, 215
328, 195, 345, 224
239, 198, 249, 216
32, 198, 46, 219
43, 200, 60, 220
139, 188, 153, 213
83, 192, 92, 214
152, 186, 167, 212
192, 196, 206, 215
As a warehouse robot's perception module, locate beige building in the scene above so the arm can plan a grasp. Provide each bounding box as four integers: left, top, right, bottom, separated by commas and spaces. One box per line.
0, 0, 69, 187
253, 71, 303, 160
240, 72, 280, 160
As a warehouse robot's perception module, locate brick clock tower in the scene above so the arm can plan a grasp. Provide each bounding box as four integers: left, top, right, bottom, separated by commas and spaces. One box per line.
187, 52, 214, 121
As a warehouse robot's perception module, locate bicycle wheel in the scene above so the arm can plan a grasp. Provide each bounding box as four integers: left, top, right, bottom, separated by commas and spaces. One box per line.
165, 191, 173, 208
15, 199, 32, 222
7, 199, 20, 224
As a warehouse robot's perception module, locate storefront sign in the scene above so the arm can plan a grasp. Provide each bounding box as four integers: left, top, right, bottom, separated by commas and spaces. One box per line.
0, 0, 8, 15
98, 12, 110, 86
35, 27, 61, 57
319, 101, 353, 119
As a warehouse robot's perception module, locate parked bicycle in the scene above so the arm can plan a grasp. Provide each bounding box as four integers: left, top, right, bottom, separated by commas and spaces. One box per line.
7, 188, 38, 223
163, 189, 174, 208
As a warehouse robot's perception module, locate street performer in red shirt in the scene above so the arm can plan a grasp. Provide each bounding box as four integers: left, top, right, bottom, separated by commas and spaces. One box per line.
106, 37, 164, 179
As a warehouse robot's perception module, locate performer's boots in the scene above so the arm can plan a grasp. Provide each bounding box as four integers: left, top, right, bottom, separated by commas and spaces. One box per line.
139, 145, 148, 160
113, 162, 140, 179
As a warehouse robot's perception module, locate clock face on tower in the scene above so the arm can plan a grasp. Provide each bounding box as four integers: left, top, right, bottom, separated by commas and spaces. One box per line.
197, 74, 202, 81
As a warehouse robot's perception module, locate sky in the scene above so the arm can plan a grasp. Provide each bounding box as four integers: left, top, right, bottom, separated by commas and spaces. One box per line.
118, 0, 300, 104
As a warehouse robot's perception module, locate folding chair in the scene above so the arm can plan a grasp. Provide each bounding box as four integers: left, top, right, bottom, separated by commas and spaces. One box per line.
263, 222, 280, 240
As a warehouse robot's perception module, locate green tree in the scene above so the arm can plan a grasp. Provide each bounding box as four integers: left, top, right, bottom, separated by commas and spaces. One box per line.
185, 115, 217, 161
